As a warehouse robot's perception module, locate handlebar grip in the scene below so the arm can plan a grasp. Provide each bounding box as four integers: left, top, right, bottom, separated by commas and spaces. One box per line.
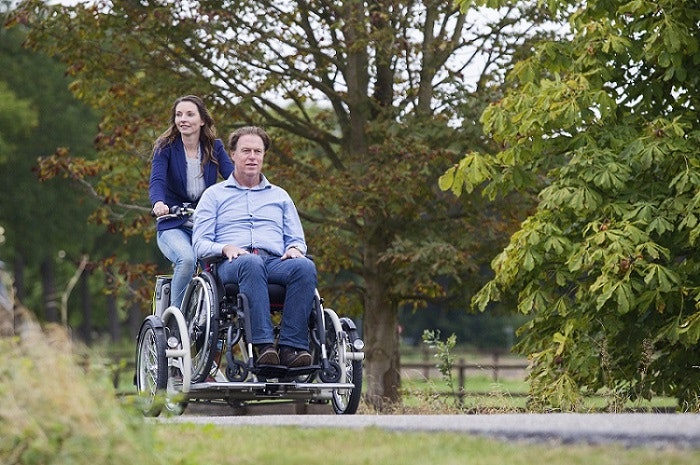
154, 204, 195, 221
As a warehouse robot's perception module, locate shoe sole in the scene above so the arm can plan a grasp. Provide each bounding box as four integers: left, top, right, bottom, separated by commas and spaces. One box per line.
256, 351, 280, 366
285, 353, 312, 368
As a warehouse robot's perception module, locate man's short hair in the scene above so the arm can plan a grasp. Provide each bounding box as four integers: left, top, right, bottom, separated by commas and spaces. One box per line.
228, 126, 271, 152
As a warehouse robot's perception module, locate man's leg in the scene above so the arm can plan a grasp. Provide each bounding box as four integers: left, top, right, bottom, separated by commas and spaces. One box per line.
267, 257, 317, 351
217, 254, 274, 345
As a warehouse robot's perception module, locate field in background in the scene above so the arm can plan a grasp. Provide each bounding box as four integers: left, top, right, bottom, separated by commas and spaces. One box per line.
398, 345, 678, 413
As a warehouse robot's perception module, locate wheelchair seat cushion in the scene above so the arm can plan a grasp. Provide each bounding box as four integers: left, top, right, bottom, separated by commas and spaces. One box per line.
224, 282, 286, 311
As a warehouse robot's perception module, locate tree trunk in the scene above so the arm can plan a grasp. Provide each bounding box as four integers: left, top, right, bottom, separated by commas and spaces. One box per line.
362, 278, 401, 410
40, 257, 59, 322
361, 238, 401, 409
127, 300, 142, 341
0, 263, 14, 337
80, 272, 92, 344
13, 253, 25, 303
107, 273, 121, 342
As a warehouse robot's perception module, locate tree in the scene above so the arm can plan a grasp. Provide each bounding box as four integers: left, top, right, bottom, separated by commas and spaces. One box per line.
443, 0, 700, 410
0, 66, 36, 338
9, 0, 546, 407
0, 80, 36, 162
0, 18, 108, 331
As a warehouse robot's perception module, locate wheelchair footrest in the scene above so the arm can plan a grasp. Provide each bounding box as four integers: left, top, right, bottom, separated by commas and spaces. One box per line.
254, 364, 321, 379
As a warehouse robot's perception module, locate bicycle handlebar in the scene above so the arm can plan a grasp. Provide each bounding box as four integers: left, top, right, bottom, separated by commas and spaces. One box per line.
153, 204, 196, 221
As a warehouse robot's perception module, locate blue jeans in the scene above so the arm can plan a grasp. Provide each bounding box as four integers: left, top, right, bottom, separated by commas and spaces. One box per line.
157, 227, 196, 308
217, 254, 317, 350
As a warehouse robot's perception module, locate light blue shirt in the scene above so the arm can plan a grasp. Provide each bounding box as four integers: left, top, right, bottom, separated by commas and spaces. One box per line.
192, 174, 307, 259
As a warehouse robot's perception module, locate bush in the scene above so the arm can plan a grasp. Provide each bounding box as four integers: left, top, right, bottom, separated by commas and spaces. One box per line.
0, 323, 164, 465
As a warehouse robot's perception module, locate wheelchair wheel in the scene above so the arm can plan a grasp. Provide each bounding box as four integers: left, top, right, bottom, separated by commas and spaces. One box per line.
135, 318, 167, 417
327, 315, 363, 414
181, 272, 219, 383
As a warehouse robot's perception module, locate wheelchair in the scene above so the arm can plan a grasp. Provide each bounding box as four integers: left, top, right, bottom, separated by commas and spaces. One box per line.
134, 256, 364, 416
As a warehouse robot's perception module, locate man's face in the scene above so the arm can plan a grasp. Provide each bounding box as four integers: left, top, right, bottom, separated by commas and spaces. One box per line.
232, 134, 265, 180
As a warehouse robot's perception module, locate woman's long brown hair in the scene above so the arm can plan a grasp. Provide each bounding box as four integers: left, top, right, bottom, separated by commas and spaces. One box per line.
153, 95, 220, 170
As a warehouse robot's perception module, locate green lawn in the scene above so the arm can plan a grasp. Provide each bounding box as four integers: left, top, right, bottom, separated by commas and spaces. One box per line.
153, 422, 699, 465
399, 375, 678, 413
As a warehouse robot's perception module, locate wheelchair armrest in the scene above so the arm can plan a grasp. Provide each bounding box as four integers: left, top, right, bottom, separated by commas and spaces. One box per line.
200, 256, 225, 267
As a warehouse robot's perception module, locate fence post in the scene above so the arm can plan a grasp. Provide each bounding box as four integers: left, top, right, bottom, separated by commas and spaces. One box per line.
457, 357, 465, 405
493, 352, 500, 382
422, 347, 430, 379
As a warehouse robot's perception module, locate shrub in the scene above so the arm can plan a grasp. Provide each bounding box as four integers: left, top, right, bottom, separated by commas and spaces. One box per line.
0, 323, 163, 465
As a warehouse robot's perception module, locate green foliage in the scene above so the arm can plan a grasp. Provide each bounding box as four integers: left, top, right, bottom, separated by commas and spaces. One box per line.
6, 0, 549, 403
0, 21, 125, 324
0, 326, 164, 465
444, 0, 700, 411
2, 0, 549, 306
0, 80, 37, 162
422, 329, 458, 398
5, 0, 529, 299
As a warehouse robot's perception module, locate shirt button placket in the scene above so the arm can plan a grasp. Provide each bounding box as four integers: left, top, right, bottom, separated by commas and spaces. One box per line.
247, 190, 254, 247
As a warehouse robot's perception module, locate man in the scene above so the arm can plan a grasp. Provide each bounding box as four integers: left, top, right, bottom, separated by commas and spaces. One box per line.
192, 126, 316, 367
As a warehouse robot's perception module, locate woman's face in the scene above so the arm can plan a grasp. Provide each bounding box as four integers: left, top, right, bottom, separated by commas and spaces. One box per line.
174, 100, 204, 137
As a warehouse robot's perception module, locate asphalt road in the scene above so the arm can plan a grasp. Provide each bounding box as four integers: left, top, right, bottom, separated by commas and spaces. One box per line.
163, 407, 700, 448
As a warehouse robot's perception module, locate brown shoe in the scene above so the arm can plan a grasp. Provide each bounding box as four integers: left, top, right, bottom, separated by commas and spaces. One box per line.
280, 347, 312, 368
255, 345, 279, 366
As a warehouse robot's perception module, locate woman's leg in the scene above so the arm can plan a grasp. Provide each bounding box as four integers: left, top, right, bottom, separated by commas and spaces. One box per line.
156, 227, 195, 308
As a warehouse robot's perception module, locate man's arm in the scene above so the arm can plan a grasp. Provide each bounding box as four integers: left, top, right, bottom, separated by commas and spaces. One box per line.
282, 196, 307, 255
192, 188, 225, 259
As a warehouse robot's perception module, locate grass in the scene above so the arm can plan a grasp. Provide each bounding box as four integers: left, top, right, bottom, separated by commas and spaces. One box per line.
152, 423, 700, 465
398, 375, 527, 413
3, 324, 697, 465
399, 375, 678, 413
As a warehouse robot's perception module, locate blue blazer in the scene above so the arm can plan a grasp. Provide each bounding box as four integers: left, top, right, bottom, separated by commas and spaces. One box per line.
149, 137, 234, 232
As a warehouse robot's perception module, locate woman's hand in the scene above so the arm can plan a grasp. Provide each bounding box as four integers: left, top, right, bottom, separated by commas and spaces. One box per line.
152, 201, 169, 217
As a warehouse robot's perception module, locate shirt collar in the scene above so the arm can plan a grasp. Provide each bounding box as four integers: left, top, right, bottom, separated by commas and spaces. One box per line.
225, 173, 271, 190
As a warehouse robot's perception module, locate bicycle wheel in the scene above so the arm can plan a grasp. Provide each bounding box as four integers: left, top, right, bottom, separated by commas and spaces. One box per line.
135, 318, 167, 416
180, 272, 219, 383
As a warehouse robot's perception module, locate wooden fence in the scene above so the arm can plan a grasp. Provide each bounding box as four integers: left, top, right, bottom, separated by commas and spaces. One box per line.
400, 351, 529, 399
402, 356, 528, 381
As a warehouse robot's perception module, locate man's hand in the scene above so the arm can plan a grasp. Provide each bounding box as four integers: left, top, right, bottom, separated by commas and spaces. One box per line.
282, 247, 304, 260
222, 245, 249, 261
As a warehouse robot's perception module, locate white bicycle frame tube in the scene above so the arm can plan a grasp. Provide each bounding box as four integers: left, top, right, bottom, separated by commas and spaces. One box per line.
162, 305, 192, 393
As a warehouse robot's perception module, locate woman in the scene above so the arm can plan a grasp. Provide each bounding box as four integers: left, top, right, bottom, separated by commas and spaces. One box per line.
149, 95, 234, 308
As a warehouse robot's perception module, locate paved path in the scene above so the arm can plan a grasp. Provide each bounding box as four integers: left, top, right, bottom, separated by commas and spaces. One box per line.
164, 408, 700, 448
